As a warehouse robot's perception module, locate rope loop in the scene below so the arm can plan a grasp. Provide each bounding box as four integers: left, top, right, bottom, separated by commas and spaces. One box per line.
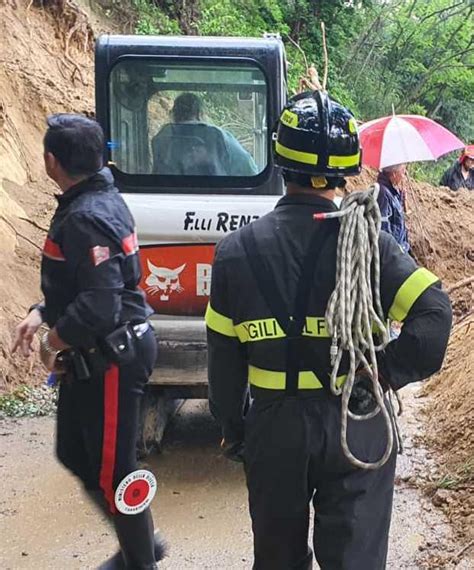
321, 183, 399, 470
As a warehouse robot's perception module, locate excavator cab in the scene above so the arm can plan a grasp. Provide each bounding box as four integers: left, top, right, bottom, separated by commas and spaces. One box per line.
95, 35, 287, 452
96, 35, 286, 193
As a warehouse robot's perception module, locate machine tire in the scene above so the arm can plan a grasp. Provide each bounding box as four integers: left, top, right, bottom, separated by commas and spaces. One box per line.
137, 386, 183, 458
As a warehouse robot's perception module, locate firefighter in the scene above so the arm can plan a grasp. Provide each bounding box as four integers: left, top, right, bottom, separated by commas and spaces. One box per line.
12, 114, 165, 569
206, 91, 452, 569
440, 145, 474, 191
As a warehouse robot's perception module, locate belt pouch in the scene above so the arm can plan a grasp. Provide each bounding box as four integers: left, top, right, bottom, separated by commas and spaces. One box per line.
102, 324, 137, 365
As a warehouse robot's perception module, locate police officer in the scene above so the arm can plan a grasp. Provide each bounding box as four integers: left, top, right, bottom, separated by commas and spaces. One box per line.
12, 114, 165, 569
205, 92, 452, 569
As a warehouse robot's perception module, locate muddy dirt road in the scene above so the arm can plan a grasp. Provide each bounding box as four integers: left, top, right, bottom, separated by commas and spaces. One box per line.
0, 386, 471, 569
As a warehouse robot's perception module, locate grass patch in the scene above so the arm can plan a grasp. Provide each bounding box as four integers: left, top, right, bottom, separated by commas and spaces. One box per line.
0, 385, 57, 418
436, 458, 474, 490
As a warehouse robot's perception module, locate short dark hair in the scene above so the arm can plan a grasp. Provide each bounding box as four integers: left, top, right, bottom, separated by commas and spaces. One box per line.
172, 93, 202, 123
44, 114, 104, 177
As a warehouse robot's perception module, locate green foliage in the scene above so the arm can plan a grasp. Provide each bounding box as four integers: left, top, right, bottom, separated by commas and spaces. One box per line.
199, 0, 288, 37
339, 0, 474, 141
0, 385, 57, 418
131, 0, 474, 182
409, 154, 450, 186
133, 0, 181, 35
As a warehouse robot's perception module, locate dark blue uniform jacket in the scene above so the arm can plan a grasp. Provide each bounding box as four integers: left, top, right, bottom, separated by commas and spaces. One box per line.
206, 193, 452, 442
40, 168, 151, 348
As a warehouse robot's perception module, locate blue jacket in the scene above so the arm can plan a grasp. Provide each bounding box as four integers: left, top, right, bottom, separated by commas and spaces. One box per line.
377, 172, 410, 253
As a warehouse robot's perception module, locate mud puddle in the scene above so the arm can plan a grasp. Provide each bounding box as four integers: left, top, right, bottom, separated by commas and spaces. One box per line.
0, 385, 471, 569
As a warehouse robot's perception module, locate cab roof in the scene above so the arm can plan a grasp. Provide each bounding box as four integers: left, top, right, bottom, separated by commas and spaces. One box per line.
96, 34, 285, 63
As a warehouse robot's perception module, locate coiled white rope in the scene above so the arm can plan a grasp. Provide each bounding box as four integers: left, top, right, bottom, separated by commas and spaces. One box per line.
319, 184, 398, 470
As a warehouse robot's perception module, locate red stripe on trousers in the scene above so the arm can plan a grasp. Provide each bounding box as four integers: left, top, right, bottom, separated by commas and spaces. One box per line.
99, 364, 119, 514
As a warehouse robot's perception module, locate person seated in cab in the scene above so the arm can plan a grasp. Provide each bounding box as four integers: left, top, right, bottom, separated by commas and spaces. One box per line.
440, 145, 474, 191
152, 93, 258, 176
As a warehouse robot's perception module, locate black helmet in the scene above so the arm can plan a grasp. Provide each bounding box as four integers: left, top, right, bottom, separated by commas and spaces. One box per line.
273, 91, 361, 177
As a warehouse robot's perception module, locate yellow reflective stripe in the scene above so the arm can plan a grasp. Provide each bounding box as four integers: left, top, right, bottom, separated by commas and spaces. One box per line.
389, 268, 439, 322
280, 109, 299, 128
275, 141, 318, 166
303, 317, 330, 338
205, 304, 237, 337
234, 317, 330, 342
235, 318, 286, 342
249, 365, 346, 390
328, 152, 361, 168
348, 118, 358, 134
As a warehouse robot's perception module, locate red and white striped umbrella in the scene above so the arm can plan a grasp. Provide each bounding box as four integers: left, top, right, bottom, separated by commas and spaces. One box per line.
359, 114, 464, 170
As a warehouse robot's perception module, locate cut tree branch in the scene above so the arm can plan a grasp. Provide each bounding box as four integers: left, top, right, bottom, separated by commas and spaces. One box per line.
447, 275, 474, 294
320, 21, 328, 91
286, 35, 309, 74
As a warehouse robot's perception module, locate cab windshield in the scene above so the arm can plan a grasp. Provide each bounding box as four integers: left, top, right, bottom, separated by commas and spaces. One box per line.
109, 59, 268, 178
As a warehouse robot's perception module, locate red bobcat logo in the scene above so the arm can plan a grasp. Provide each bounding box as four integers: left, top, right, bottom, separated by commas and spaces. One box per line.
145, 260, 186, 302
140, 244, 214, 315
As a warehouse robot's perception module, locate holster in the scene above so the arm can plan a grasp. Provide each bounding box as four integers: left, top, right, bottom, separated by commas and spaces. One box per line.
61, 324, 143, 382
59, 349, 93, 382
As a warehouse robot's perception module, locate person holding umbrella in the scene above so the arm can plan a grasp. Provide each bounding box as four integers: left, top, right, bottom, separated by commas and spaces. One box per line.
440, 145, 474, 191
377, 163, 410, 253
359, 112, 466, 251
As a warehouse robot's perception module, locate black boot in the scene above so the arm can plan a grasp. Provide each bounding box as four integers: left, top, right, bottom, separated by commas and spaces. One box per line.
97, 510, 167, 570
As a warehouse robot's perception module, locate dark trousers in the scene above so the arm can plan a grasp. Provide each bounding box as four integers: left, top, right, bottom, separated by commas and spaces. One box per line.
244, 392, 397, 570
56, 328, 158, 569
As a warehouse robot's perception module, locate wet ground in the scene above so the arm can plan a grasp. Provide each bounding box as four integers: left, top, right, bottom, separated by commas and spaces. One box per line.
0, 385, 472, 569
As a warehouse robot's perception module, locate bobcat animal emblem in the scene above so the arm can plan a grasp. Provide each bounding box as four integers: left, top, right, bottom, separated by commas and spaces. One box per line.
145, 260, 186, 301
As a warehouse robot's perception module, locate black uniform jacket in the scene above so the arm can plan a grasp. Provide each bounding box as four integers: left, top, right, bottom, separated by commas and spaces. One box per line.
206, 193, 452, 443
440, 161, 474, 191
40, 168, 152, 348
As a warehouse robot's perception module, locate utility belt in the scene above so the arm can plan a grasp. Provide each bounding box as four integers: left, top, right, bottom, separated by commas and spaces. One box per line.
58, 322, 151, 381
248, 364, 382, 417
